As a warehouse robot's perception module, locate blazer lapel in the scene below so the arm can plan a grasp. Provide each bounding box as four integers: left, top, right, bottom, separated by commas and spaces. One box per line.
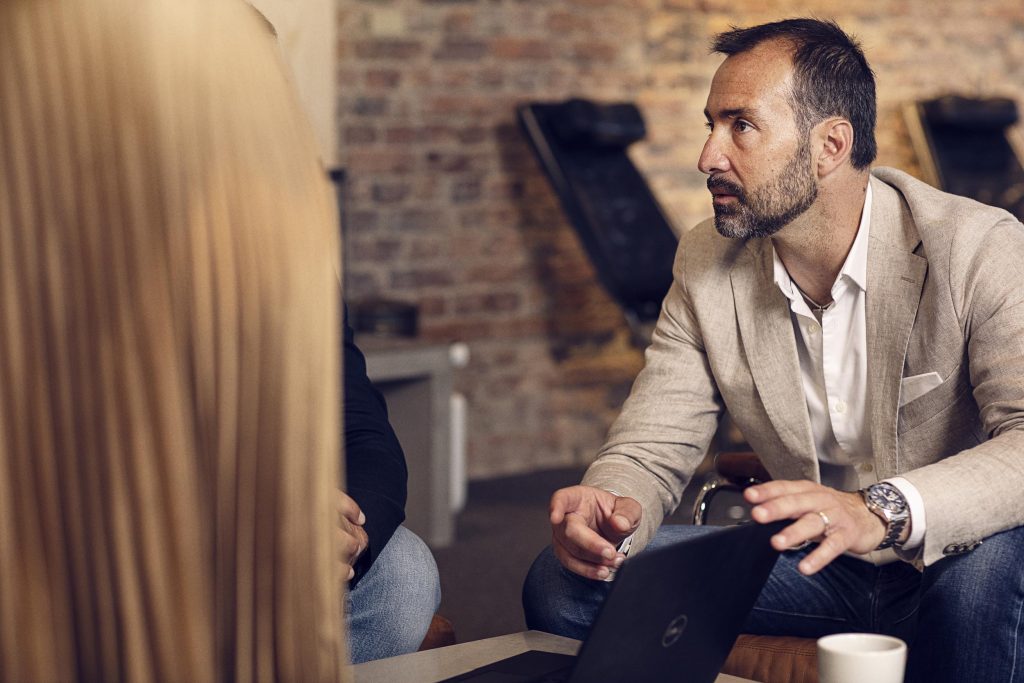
732, 240, 819, 482
866, 176, 928, 477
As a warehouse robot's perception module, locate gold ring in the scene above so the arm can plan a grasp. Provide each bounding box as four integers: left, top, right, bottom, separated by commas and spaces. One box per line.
817, 510, 833, 536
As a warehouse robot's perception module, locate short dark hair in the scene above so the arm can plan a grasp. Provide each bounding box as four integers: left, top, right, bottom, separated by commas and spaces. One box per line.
711, 18, 877, 170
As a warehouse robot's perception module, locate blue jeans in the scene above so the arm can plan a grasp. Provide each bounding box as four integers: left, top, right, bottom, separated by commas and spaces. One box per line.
523, 524, 1024, 682
346, 526, 441, 664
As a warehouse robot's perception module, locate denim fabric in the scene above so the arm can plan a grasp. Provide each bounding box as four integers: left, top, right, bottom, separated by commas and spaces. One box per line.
347, 526, 441, 664
523, 524, 1024, 682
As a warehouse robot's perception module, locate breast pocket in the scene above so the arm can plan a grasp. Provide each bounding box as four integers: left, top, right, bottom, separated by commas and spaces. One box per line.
897, 363, 973, 434
899, 372, 943, 407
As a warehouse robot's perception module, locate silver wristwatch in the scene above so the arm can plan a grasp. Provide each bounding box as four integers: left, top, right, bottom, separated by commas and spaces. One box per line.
860, 482, 910, 550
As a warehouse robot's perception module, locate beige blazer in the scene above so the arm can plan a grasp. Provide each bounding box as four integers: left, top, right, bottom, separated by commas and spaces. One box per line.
583, 167, 1024, 567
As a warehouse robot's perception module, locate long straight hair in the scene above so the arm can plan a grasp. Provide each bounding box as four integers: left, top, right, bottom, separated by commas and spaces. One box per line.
0, 0, 346, 680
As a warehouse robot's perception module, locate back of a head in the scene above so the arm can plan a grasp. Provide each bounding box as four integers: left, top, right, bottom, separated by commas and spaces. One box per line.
0, 1, 346, 680
711, 18, 878, 170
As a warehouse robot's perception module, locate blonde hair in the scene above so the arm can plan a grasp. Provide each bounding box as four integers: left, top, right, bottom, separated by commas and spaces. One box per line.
0, 0, 346, 680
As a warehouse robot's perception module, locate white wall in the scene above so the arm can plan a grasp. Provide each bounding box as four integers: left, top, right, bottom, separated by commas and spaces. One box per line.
248, 0, 337, 167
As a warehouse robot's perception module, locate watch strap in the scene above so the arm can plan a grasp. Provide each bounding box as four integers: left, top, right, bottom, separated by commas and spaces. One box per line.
876, 517, 906, 550
861, 484, 909, 551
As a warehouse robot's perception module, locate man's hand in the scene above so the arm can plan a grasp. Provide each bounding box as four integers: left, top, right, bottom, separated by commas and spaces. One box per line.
549, 485, 642, 581
337, 490, 369, 582
744, 480, 889, 576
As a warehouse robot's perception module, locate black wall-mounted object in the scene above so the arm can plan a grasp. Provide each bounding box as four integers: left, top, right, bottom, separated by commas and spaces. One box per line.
518, 99, 679, 336
905, 95, 1024, 221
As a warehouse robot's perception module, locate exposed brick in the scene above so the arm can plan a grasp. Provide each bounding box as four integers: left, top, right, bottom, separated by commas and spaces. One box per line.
434, 39, 489, 61
412, 175, 445, 201
349, 96, 389, 116
457, 126, 488, 145
371, 182, 412, 203
443, 10, 476, 33
571, 41, 620, 63
347, 149, 417, 174
353, 39, 424, 60
337, 66, 360, 86
477, 68, 505, 90
418, 295, 448, 316
454, 291, 522, 314
439, 69, 476, 89
424, 95, 502, 117
350, 238, 404, 261
497, 145, 536, 172
491, 37, 555, 60
410, 238, 446, 259
494, 123, 525, 144
485, 178, 526, 201
344, 210, 379, 233
419, 125, 461, 144
544, 10, 593, 34
395, 209, 446, 232
451, 178, 483, 203
456, 208, 521, 233
343, 271, 383, 298
384, 126, 422, 144
390, 269, 456, 289
465, 262, 530, 284
344, 125, 378, 144
426, 151, 485, 173
365, 68, 402, 89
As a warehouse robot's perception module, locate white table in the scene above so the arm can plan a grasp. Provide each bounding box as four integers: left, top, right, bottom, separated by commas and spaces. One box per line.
352, 630, 758, 682
359, 338, 455, 547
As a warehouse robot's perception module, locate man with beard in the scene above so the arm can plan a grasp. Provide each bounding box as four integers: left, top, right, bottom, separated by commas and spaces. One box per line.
522, 18, 1024, 682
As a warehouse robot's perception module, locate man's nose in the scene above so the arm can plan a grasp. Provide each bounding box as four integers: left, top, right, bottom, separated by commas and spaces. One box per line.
698, 136, 729, 176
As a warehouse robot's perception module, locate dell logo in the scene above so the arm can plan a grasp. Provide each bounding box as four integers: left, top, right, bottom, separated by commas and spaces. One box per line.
661, 614, 688, 648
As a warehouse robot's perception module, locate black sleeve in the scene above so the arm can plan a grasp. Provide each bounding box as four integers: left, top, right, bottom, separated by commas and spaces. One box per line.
342, 305, 408, 585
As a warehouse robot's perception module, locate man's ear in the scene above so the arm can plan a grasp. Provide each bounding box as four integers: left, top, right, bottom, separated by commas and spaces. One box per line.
814, 118, 854, 177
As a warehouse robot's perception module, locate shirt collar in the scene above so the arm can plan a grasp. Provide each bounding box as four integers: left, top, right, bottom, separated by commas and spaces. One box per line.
772, 183, 873, 300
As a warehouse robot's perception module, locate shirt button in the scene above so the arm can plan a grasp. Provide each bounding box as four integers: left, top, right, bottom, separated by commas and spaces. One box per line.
859, 463, 874, 473
807, 323, 820, 334
835, 400, 847, 414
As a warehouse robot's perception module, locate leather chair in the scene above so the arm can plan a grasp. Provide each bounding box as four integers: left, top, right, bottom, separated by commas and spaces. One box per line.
693, 452, 819, 683
517, 98, 679, 344
419, 614, 456, 651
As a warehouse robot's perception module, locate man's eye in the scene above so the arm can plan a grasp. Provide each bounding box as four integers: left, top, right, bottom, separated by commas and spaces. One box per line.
734, 120, 752, 133
704, 121, 713, 132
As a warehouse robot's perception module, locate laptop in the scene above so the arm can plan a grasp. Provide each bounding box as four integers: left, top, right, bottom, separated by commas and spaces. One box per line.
442, 520, 787, 683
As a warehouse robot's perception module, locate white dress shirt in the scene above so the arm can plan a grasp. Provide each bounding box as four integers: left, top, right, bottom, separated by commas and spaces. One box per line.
771, 184, 926, 552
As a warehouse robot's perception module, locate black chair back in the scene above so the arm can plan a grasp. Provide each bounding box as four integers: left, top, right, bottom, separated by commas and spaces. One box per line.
518, 99, 678, 331
908, 95, 1024, 220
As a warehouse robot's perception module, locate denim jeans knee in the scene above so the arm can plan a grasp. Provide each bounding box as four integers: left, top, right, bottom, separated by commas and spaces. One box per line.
522, 545, 611, 640
908, 525, 1024, 683
347, 526, 441, 664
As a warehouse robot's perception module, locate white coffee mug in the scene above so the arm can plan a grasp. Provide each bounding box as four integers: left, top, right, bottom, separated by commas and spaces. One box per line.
817, 633, 907, 683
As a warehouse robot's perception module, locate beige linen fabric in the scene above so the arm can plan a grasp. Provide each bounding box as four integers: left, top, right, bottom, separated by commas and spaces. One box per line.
0, 0, 347, 680
584, 167, 1024, 568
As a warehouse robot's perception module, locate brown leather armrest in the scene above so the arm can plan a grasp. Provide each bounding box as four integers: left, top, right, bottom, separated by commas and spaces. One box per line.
418, 614, 456, 651
716, 451, 772, 486
721, 634, 819, 683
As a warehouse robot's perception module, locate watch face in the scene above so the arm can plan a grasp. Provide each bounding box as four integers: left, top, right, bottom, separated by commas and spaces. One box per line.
867, 484, 905, 513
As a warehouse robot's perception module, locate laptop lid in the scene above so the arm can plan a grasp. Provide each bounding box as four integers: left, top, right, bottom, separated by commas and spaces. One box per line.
568, 520, 787, 683
442, 520, 785, 683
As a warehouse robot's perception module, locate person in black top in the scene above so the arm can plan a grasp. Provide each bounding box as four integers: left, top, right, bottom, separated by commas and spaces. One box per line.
340, 306, 441, 663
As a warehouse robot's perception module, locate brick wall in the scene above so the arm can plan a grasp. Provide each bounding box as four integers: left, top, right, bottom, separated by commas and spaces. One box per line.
339, 0, 1024, 478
